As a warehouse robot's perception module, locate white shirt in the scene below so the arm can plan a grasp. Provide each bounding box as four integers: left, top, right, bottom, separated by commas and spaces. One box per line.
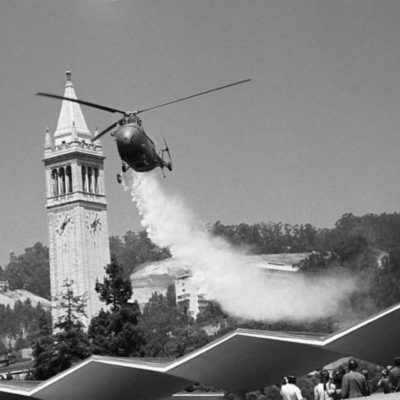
314, 382, 336, 400
281, 383, 304, 400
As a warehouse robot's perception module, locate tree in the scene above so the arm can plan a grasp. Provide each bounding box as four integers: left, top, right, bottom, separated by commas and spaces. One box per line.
4, 243, 50, 299
88, 260, 145, 357
94, 260, 132, 311
371, 247, 400, 308
109, 231, 170, 277
138, 285, 208, 358
196, 300, 229, 325
32, 280, 91, 380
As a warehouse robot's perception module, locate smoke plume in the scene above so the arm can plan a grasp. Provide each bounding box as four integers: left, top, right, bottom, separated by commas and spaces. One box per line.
125, 172, 355, 322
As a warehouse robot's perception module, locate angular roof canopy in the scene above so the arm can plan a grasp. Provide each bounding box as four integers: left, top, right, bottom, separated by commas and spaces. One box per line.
53, 71, 92, 145
1, 303, 399, 400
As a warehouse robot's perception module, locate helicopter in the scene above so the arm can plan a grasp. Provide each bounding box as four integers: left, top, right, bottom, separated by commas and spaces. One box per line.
37, 78, 251, 183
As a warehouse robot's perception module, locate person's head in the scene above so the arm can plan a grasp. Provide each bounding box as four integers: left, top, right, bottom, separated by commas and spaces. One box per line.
283, 377, 289, 385
338, 366, 346, 375
393, 357, 400, 367
382, 369, 389, 377
361, 369, 369, 379
348, 359, 358, 371
287, 376, 296, 385
320, 370, 330, 383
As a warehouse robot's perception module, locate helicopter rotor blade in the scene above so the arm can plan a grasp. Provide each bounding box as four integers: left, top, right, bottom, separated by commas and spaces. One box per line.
92, 120, 122, 141
36, 92, 127, 115
136, 78, 251, 114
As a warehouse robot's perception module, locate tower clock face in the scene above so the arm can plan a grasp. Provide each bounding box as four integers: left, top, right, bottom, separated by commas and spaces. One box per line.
55, 213, 72, 235
86, 211, 103, 234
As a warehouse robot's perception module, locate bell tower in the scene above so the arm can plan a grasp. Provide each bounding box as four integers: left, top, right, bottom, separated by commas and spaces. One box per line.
43, 71, 110, 328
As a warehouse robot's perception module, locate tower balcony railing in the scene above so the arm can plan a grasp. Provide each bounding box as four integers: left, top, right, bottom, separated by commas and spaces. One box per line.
46, 191, 107, 207
44, 140, 103, 157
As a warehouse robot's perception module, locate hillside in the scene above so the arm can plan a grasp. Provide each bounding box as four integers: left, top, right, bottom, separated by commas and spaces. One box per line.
130, 258, 187, 306
0, 289, 50, 310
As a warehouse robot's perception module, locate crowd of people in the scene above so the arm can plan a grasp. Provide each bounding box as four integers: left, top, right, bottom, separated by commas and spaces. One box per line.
279, 357, 400, 400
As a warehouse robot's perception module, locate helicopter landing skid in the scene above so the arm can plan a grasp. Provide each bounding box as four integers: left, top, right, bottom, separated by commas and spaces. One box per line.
117, 163, 130, 184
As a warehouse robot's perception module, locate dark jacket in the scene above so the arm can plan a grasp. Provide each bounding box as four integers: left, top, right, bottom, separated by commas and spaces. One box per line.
341, 371, 369, 398
389, 367, 400, 391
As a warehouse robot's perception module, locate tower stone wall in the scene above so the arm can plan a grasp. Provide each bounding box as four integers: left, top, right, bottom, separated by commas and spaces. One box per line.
43, 72, 110, 328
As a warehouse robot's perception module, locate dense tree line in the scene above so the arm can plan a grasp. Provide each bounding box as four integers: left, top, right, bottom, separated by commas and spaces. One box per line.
0, 300, 50, 352
0, 242, 50, 299
297, 213, 400, 318
109, 231, 171, 277
138, 285, 209, 358
210, 221, 318, 253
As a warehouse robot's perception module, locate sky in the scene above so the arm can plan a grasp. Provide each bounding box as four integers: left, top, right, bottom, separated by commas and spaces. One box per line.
0, 0, 400, 266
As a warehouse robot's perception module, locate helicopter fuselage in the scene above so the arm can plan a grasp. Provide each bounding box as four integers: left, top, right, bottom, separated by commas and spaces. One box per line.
115, 122, 162, 172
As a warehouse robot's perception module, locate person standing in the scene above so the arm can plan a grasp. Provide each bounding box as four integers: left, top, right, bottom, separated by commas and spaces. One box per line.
389, 357, 400, 392
377, 368, 392, 393
341, 359, 370, 398
280, 376, 304, 400
314, 370, 337, 400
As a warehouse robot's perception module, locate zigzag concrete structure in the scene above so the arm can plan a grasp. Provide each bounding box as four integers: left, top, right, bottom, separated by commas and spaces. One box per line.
1, 303, 399, 400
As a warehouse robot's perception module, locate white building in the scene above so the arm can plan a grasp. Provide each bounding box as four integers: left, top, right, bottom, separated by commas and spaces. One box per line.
43, 71, 111, 328
175, 273, 208, 318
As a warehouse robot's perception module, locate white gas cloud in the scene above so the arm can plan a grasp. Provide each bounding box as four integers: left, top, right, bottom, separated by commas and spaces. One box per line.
125, 171, 356, 322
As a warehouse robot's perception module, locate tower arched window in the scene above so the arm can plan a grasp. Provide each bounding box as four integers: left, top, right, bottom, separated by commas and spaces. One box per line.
59, 167, 66, 195
87, 167, 93, 193
66, 165, 73, 193
94, 168, 99, 194
51, 169, 59, 197
81, 166, 87, 192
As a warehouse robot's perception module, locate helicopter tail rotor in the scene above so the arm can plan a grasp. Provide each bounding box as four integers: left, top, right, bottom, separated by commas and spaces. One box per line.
160, 137, 172, 174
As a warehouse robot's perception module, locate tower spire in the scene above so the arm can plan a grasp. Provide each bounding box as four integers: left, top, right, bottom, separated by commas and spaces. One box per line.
53, 70, 92, 145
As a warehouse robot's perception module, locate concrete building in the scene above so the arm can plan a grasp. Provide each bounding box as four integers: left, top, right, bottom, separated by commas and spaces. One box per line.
42, 71, 111, 328
175, 273, 208, 318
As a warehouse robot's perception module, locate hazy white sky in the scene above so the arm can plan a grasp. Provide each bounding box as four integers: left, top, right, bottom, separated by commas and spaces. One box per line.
0, 0, 400, 265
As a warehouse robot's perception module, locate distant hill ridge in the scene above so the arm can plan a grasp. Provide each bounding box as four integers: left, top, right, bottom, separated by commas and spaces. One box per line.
0, 289, 50, 309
